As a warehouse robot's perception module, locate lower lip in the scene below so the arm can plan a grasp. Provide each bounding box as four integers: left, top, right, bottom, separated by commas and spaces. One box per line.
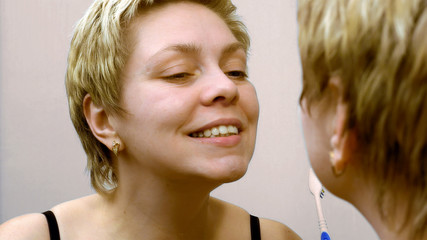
190, 134, 242, 147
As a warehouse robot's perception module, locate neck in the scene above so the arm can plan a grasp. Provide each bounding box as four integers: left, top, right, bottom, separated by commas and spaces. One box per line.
99, 169, 221, 239
350, 182, 412, 240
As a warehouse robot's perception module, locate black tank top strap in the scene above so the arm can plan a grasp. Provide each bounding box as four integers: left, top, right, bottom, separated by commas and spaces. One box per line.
42, 210, 60, 240
250, 214, 261, 240
42, 210, 257, 240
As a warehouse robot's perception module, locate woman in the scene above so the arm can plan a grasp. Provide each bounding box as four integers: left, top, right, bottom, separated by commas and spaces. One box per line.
0, 0, 300, 239
298, 0, 427, 239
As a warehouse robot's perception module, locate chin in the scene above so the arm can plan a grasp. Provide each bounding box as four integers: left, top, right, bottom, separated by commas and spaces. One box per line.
202, 158, 250, 184
220, 168, 248, 183
312, 163, 354, 203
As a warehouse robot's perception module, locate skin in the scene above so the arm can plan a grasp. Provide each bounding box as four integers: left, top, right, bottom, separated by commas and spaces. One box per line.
299, 82, 356, 199
106, 1, 259, 185
0, 2, 301, 240
300, 78, 413, 239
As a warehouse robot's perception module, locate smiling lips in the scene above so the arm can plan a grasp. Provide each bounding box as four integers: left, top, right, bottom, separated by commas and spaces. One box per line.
191, 125, 239, 138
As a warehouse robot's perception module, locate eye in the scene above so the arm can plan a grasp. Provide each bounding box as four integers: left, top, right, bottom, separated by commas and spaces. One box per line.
226, 71, 248, 80
163, 72, 194, 81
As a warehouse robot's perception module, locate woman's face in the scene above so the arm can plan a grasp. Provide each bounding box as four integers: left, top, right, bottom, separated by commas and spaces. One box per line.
112, 2, 259, 184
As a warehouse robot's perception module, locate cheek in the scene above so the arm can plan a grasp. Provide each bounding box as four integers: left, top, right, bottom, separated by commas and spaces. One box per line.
240, 84, 260, 122
119, 88, 188, 139
300, 109, 333, 183
301, 110, 323, 162
137, 85, 193, 116
300, 109, 313, 146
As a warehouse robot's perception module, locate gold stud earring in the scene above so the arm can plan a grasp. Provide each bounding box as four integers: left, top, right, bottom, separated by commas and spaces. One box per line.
329, 151, 345, 177
112, 140, 120, 156
329, 151, 335, 161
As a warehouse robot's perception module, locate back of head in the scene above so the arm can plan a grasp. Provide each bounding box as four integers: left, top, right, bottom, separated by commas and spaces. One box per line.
65, 0, 249, 195
298, 0, 427, 238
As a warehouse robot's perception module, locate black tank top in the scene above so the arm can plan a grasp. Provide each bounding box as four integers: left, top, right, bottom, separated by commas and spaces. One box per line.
43, 211, 261, 240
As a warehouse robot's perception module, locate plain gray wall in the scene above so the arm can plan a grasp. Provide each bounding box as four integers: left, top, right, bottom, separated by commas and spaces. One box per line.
0, 0, 378, 239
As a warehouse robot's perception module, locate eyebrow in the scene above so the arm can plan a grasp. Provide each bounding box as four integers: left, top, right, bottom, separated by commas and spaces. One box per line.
144, 42, 247, 73
153, 43, 202, 58
143, 42, 247, 74
149, 42, 246, 60
221, 42, 246, 56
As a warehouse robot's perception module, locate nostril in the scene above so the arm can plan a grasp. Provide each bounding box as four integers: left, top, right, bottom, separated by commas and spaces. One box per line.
212, 93, 239, 105
200, 77, 240, 106
213, 96, 226, 102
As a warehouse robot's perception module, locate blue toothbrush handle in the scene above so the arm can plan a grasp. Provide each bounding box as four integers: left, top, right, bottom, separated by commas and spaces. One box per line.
321, 231, 331, 240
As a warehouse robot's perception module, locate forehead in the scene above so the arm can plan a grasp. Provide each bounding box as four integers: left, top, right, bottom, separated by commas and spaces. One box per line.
127, 2, 238, 61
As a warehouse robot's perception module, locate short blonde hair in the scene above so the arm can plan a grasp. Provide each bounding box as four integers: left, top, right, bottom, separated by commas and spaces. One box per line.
66, 0, 249, 195
298, 0, 427, 238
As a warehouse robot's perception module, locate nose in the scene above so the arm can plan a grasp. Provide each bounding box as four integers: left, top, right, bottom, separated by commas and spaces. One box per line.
200, 71, 239, 106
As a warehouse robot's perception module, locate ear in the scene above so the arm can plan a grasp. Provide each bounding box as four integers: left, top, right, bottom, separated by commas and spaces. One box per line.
328, 77, 357, 176
83, 94, 123, 152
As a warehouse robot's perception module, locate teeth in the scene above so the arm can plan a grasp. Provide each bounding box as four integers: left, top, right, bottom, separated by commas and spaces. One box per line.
203, 129, 211, 137
211, 127, 220, 136
191, 125, 239, 138
219, 125, 227, 134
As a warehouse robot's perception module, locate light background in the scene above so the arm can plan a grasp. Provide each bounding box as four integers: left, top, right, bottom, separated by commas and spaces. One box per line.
0, 0, 378, 239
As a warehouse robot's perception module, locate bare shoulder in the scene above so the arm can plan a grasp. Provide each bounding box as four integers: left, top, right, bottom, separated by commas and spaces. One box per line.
210, 197, 301, 239
0, 213, 50, 240
0, 195, 98, 240
259, 218, 302, 240
51, 194, 99, 217
209, 197, 248, 215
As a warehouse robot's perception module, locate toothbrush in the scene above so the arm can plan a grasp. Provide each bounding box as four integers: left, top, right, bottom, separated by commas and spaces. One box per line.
309, 168, 331, 240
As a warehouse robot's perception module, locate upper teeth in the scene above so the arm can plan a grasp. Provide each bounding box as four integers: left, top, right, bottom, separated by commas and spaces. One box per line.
191, 125, 239, 138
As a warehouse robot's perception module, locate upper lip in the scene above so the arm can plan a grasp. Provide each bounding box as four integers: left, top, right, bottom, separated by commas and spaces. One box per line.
189, 118, 243, 134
